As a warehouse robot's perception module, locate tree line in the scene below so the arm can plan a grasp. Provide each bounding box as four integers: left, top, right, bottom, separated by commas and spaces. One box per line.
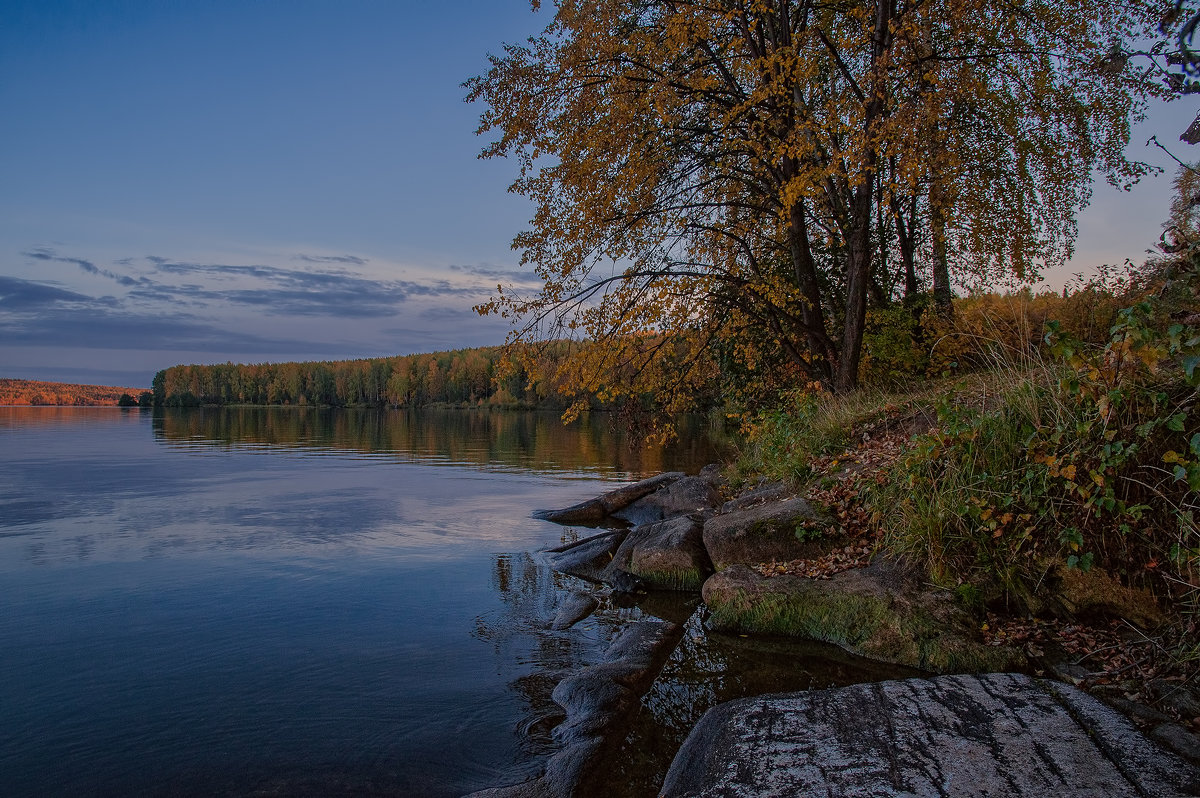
151, 343, 716, 409
0, 379, 147, 406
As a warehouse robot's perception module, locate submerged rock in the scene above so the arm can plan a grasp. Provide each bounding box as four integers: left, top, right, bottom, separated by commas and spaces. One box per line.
702, 558, 1019, 673
702, 496, 825, 570
661, 673, 1200, 797
606, 569, 646, 595
550, 591, 599, 630
608, 515, 713, 591
546, 530, 629, 583
534, 473, 685, 525
611, 476, 722, 526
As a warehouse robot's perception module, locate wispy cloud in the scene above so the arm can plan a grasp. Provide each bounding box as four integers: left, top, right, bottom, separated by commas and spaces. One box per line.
0, 275, 108, 310
141, 256, 486, 317
4, 246, 518, 382
23, 247, 149, 288
448, 263, 540, 283
294, 253, 368, 266
0, 304, 355, 355
17, 248, 491, 319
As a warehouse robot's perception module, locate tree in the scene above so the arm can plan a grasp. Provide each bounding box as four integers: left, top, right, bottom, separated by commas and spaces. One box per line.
470, 0, 1163, 396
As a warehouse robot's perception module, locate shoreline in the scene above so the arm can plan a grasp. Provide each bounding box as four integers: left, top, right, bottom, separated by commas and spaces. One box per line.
480, 462, 1200, 795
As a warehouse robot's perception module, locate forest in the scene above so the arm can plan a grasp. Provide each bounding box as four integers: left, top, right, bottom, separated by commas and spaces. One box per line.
0, 379, 148, 406
150, 344, 627, 409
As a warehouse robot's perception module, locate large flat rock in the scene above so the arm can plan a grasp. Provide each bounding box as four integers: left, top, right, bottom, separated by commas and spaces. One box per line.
661, 672, 1200, 797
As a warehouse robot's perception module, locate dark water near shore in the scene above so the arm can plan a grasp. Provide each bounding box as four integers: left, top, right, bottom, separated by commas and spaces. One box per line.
0, 407, 911, 797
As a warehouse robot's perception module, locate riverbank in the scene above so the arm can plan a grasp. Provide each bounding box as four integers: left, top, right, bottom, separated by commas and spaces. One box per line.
485, 401, 1200, 794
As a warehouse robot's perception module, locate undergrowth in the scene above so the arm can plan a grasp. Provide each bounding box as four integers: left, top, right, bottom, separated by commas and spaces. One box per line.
738, 262, 1200, 626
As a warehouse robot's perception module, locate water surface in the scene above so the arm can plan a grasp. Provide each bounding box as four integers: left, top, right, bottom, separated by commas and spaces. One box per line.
0, 407, 910, 797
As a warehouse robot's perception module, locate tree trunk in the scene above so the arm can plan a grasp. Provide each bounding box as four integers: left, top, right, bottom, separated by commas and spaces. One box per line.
836, 185, 874, 393
891, 189, 919, 303
787, 200, 836, 383
930, 186, 953, 314
834, 0, 891, 393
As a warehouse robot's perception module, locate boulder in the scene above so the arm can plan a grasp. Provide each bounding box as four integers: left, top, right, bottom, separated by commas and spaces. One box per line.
702, 497, 825, 570
701, 558, 1020, 673
696, 463, 726, 489
612, 476, 722, 526
607, 515, 713, 591
550, 591, 599, 630
534, 473, 685, 525
720, 481, 792, 514
547, 530, 628, 583
660, 673, 1200, 797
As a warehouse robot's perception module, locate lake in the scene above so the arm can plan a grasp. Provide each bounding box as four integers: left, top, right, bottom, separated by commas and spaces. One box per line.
0, 407, 910, 797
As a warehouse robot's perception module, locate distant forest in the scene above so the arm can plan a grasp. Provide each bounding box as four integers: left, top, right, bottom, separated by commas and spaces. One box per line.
152, 346, 582, 409
0, 379, 148, 406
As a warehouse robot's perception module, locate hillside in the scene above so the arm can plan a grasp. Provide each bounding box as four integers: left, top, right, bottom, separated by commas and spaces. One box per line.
0, 379, 148, 406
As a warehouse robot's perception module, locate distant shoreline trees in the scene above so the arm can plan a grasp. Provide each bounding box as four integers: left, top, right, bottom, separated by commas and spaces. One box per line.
151, 344, 704, 410
0, 379, 148, 406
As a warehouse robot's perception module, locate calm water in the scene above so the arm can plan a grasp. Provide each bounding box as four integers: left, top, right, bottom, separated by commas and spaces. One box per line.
0, 407, 912, 797
0, 407, 728, 797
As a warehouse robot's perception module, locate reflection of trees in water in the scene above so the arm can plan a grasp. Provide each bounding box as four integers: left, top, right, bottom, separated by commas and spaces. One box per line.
152, 407, 730, 477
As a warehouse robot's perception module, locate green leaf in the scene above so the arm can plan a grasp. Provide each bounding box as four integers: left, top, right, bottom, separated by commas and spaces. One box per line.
1168, 413, 1186, 432
1182, 355, 1200, 382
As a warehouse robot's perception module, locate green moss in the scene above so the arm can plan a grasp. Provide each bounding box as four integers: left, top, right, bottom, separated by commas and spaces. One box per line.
707, 585, 1021, 673
747, 519, 788, 536
707, 588, 889, 645
630, 566, 705, 591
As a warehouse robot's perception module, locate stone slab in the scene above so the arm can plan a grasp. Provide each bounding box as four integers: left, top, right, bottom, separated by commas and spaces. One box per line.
660, 672, 1200, 797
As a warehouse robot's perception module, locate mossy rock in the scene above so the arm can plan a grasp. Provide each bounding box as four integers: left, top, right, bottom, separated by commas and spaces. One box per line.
701, 559, 1022, 673
608, 516, 713, 591
702, 496, 830, 570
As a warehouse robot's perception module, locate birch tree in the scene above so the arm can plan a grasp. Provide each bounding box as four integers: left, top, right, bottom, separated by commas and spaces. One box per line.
469, 0, 1163, 396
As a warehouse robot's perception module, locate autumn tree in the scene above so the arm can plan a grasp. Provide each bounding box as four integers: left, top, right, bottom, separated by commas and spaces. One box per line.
469, 0, 1162, 396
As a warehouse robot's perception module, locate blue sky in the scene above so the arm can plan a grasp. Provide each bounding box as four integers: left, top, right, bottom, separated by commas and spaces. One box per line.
1, 1, 1196, 388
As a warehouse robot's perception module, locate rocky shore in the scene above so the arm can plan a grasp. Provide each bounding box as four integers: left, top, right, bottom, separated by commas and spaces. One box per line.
475, 468, 1200, 797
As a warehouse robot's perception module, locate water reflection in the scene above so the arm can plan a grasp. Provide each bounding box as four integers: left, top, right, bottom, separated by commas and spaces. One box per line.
606, 612, 926, 796
476, 545, 702, 785
151, 407, 731, 477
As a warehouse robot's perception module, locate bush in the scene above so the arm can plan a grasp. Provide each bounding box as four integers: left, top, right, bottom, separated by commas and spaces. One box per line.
873, 298, 1198, 615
